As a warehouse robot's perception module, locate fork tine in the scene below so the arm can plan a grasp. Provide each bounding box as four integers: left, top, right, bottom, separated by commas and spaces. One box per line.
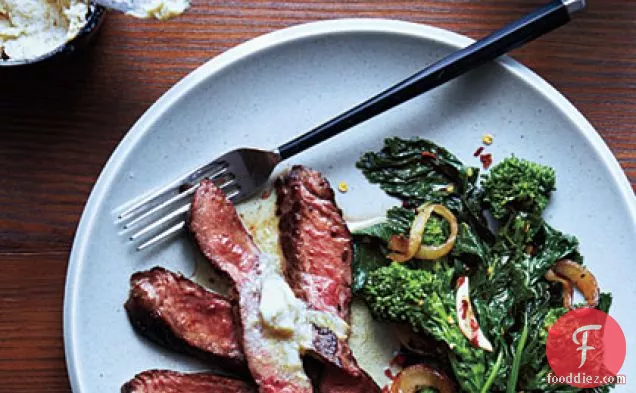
123, 175, 237, 231
118, 163, 228, 221
136, 221, 186, 251
129, 203, 191, 241
123, 184, 200, 229
225, 188, 241, 201
131, 187, 243, 250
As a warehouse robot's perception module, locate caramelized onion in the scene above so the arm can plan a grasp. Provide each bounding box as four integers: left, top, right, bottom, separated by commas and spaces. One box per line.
388, 205, 433, 262
414, 204, 458, 260
553, 259, 599, 307
390, 364, 454, 393
387, 204, 458, 262
388, 235, 409, 254
544, 268, 574, 309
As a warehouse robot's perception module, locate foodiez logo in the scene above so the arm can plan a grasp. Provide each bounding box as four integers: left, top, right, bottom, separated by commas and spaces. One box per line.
546, 308, 626, 388
573, 324, 602, 368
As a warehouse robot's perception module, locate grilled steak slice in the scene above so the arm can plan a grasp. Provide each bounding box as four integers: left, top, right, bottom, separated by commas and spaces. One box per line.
276, 166, 358, 372
277, 166, 380, 392
126, 266, 380, 393
121, 370, 256, 393
318, 365, 381, 393
124, 267, 245, 372
190, 180, 313, 393
276, 166, 352, 321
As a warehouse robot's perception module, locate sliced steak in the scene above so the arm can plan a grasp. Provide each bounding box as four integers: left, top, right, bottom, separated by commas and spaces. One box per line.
124, 267, 245, 372
276, 166, 379, 392
276, 166, 352, 320
125, 267, 380, 393
121, 370, 256, 393
190, 180, 313, 393
276, 166, 355, 372
318, 365, 381, 393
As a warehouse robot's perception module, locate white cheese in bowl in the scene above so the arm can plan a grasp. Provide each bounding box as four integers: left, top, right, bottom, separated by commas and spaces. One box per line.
0, 0, 90, 61
0, 0, 190, 62
126, 0, 189, 21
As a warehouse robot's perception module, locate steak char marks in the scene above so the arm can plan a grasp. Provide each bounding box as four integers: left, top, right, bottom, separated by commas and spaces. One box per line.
190, 180, 313, 393
121, 370, 255, 393
276, 166, 380, 392
124, 267, 245, 372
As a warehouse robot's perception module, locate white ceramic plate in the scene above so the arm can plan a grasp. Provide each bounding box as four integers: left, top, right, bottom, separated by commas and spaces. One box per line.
64, 19, 636, 392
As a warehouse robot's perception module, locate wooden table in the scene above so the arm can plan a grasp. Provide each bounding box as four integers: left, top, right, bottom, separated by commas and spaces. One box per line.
0, 1, 634, 391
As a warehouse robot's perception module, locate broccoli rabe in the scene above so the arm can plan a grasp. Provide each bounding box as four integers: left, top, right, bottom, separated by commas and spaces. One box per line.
361, 262, 452, 330
361, 263, 470, 355
362, 263, 494, 393
481, 156, 556, 219
355, 139, 614, 393
422, 215, 449, 246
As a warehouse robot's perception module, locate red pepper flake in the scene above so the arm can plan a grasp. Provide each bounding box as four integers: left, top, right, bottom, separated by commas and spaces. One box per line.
456, 276, 466, 288
461, 299, 470, 319
384, 368, 397, 381
470, 318, 479, 331
480, 153, 493, 169
390, 354, 407, 368
473, 146, 485, 157
420, 151, 437, 160
261, 189, 272, 199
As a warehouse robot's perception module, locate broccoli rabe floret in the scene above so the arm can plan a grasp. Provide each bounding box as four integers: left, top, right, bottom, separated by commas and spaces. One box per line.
361, 263, 458, 337
481, 156, 556, 220
422, 215, 449, 246
362, 262, 439, 324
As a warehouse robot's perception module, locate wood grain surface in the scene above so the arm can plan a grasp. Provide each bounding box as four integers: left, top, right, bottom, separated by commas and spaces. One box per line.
0, 1, 634, 391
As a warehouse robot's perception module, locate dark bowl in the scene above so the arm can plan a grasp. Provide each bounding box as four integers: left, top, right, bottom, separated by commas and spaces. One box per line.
0, 3, 106, 67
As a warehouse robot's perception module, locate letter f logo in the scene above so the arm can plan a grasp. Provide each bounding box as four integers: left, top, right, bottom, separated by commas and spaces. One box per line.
572, 324, 602, 368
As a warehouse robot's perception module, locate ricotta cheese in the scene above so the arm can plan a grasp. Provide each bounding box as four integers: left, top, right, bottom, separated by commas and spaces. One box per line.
0, 0, 89, 60
126, 0, 189, 21
0, 0, 190, 61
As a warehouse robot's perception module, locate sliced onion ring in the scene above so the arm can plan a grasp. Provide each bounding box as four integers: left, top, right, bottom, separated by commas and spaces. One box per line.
387, 204, 458, 262
456, 276, 493, 352
390, 364, 455, 393
388, 235, 409, 254
545, 268, 574, 309
388, 205, 433, 262
414, 204, 458, 260
552, 259, 599, 308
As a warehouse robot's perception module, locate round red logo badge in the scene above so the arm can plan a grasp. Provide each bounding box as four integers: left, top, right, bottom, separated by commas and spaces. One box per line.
546, 308, 626, 388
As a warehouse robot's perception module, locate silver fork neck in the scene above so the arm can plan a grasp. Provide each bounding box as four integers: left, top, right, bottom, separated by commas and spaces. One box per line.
561, 0, 586, 15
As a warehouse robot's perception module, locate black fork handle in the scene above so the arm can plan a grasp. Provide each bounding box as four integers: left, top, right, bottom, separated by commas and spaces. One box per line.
277, 0, 585, 160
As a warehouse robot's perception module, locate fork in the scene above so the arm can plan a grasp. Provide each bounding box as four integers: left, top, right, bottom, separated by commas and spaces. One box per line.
118, 0, 586, 251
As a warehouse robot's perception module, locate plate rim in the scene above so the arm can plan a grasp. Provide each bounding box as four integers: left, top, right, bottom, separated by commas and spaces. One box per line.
63, 18, 636, 392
